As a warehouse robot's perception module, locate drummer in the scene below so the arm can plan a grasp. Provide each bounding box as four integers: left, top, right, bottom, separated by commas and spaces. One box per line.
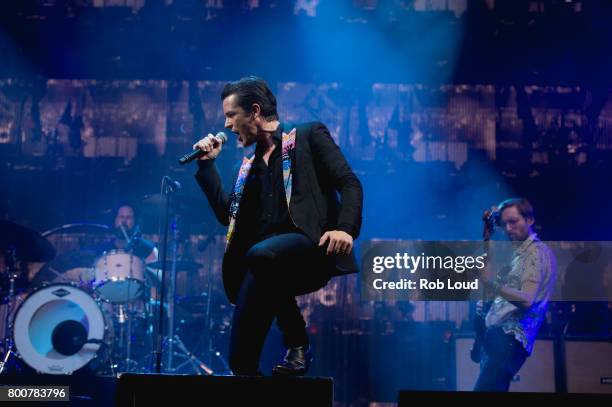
98, 204, 158, 264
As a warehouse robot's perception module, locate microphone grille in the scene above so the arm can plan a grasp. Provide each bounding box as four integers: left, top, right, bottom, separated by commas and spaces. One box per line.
215, 132, 228, 144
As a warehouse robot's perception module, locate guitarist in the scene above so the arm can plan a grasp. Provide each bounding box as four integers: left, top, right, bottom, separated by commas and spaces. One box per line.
193, 77, 363, 376
473, 198, 557, 392
470, 206, 497, 365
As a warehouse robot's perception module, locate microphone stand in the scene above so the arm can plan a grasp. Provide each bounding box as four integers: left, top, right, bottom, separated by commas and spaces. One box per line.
153, 176, 179, 374
152, 175, 213, 375
165, 215, 179, 371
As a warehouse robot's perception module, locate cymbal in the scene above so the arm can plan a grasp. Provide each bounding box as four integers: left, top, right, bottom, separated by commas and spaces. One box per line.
148, 299, 191, 321
177, 295, 233, 327
147, 259, 203, 273
0, 220, 56, 262
42, 223, 112, 237
177, 294, 208, 313
32, 249, 97, 289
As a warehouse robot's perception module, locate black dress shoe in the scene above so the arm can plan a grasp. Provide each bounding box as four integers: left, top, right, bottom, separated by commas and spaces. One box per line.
271, 346, 312, 376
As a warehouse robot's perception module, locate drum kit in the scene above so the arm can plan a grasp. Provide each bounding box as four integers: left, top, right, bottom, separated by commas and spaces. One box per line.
0, 201, 229, 377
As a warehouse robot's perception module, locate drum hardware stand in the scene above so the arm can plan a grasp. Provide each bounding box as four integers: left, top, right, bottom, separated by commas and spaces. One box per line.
0, 346, 13, 374
0, 248, 22, 374
153, 175, 213, 375
201, 235, 231, 374
114, 303, 135, 372
0, 316, 15, 375
165, 334, 212, 375
163, 223, 214, 375
0, 221, 55, 374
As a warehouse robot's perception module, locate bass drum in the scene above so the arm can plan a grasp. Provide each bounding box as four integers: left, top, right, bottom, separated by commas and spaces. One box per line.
12, 284, 112, 375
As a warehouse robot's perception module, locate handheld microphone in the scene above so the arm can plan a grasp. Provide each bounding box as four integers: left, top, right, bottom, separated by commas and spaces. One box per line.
178, 132, 228, 165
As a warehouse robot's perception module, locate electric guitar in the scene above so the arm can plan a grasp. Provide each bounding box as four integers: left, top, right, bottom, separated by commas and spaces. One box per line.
470, 209, 496, 363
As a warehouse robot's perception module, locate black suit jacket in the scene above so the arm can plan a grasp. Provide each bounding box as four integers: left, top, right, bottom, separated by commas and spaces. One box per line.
195, 122, 363, 303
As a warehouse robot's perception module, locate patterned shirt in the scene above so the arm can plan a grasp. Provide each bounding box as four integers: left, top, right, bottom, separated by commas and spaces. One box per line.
485, 233, 557, 354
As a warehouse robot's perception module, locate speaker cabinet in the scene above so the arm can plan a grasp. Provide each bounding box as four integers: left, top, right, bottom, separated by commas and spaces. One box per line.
565, 340, 612, 394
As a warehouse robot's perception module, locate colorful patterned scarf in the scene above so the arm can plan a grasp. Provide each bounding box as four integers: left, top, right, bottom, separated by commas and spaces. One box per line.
281, 127, 296, 207
225, 127, 297, 251
225, 155, 254, 250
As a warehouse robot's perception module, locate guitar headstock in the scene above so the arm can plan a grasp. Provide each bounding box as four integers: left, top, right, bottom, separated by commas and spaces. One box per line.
482, 208, 499, 241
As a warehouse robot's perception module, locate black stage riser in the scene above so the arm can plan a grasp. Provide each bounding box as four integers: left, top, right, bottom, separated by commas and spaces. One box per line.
116, 374, 333, 407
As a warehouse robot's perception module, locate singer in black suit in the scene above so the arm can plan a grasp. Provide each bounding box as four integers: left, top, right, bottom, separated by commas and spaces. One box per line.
193, 76, 363, 376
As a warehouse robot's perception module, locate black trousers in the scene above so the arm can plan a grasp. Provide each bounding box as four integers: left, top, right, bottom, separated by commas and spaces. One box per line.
228, 233, 333, 375
474, 327, 529, 392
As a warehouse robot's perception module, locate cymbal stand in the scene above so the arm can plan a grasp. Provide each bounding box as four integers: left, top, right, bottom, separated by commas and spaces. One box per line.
167, 334, 212, 375
202, 235, 230, 374
114, 303, 136, 372
0, 248, 19, 374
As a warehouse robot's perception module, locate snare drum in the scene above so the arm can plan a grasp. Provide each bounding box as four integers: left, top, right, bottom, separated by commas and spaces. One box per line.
12, 284, 110, 375
93, 250, 145, 303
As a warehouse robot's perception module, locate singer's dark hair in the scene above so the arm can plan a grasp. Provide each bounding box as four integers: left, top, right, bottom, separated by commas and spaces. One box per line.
498, 198, 535, 221
221, 76, 278, 121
